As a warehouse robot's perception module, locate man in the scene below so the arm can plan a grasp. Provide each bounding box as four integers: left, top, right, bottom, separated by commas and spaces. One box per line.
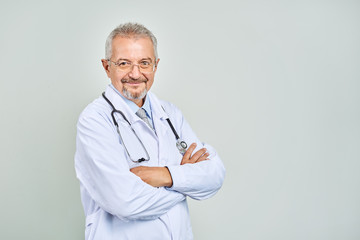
75, 22, 225, 240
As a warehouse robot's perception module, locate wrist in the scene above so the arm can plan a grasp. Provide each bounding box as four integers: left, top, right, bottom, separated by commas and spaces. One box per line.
164, 166, 173, 187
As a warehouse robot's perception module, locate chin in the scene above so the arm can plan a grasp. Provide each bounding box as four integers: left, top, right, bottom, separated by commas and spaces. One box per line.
123, 88, 147, 100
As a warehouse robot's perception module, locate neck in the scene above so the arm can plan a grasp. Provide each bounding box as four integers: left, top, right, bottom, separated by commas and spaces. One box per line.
132, 98, 145, 108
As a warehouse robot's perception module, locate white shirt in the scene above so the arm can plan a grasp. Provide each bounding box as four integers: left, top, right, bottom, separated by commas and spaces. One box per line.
75, 86, 225, 240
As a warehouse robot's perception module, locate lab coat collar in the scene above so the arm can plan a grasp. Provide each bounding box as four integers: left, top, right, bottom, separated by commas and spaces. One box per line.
146, 92, 169, 121
109, 84, 153, 120
104, 86, 140, 125
103, 86, 169, 125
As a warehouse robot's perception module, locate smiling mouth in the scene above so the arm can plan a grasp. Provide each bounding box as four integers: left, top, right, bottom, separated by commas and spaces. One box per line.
121, 79, 147, 84
126, 82, 143, 85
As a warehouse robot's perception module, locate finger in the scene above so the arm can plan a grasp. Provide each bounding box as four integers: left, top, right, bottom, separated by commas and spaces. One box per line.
195, 152, 210, 163
189, 148, 207, 162
130, 166, 144, 174
184, 143, 197, 158
181, 143, 197, 164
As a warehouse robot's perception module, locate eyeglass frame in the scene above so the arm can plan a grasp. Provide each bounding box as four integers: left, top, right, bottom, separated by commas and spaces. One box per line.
107, 59, 157, 73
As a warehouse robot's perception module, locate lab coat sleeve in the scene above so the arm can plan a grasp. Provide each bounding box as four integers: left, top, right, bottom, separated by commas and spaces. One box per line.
164, 103, 226, 200
75, 105, 185, 221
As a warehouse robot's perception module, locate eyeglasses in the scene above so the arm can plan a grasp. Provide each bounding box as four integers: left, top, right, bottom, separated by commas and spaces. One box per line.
108, 59, 156, 73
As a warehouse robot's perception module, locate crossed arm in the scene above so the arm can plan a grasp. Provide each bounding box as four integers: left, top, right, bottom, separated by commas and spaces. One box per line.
130, 143, 209, 187
76, 101, 224, 220
131, 102, 225, 199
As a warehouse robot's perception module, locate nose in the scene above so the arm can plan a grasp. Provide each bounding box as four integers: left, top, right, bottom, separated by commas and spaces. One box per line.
128, 64, 142, 79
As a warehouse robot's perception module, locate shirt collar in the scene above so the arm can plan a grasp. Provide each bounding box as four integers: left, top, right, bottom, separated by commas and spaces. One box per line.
109, 84, 152, 119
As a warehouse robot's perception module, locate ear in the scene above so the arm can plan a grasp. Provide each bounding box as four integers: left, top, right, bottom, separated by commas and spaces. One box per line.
154, 58, 160, 73
101, 59, 111, 78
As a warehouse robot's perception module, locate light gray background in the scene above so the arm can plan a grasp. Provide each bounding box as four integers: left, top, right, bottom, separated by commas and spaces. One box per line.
1, 0, 359, 239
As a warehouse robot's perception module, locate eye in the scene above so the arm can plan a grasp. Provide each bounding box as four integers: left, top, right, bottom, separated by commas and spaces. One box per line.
117, 61, 130, 66
140, 61, 151, 66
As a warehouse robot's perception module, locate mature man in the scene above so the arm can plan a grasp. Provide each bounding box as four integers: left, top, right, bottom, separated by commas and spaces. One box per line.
75, 23, 225, 240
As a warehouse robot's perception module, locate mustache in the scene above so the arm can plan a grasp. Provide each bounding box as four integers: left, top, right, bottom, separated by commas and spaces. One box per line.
121, 78, 148, 84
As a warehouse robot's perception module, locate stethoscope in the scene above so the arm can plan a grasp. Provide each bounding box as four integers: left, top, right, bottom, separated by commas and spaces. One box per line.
102, 92, 188, 162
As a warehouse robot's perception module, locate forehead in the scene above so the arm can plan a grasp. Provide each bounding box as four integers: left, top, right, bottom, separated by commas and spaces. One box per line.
111, 36, 155, 60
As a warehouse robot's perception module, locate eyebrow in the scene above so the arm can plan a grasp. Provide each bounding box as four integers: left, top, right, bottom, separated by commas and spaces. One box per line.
115, 57, 153, 62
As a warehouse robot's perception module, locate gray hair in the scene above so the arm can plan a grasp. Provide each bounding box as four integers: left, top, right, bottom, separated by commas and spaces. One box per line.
105, 22, 158, 60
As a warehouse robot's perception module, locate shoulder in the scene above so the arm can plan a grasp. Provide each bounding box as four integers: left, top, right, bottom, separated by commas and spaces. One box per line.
77, 96, 113, 128
160, 100, 180, 116
148, 92, 183, 118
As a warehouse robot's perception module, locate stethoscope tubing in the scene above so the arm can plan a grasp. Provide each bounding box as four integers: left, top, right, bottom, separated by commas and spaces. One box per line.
102, 92, 187, 162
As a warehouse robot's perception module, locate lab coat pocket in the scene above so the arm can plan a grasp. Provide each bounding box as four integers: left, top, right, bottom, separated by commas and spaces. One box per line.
85, 210, 99, 240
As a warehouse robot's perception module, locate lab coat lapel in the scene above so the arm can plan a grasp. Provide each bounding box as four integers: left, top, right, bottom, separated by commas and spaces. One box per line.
147, 92, 174, 166
147, 92, 171, 138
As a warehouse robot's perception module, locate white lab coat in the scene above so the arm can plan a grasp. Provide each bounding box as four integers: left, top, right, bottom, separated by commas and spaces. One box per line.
75, 86, 225, 240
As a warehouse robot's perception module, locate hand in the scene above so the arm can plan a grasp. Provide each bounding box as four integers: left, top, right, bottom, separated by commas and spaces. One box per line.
130, 166, 173, 188
181, 143, 209, 165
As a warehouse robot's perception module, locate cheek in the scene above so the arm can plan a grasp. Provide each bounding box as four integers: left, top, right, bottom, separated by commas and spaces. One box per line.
146, 80, 154, 90
110, 73, 126, 88
110, 70, 126, 81
146, 75, 155, 89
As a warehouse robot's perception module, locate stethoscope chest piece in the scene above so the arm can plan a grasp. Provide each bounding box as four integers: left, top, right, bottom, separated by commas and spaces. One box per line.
176, 139, 187, 155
